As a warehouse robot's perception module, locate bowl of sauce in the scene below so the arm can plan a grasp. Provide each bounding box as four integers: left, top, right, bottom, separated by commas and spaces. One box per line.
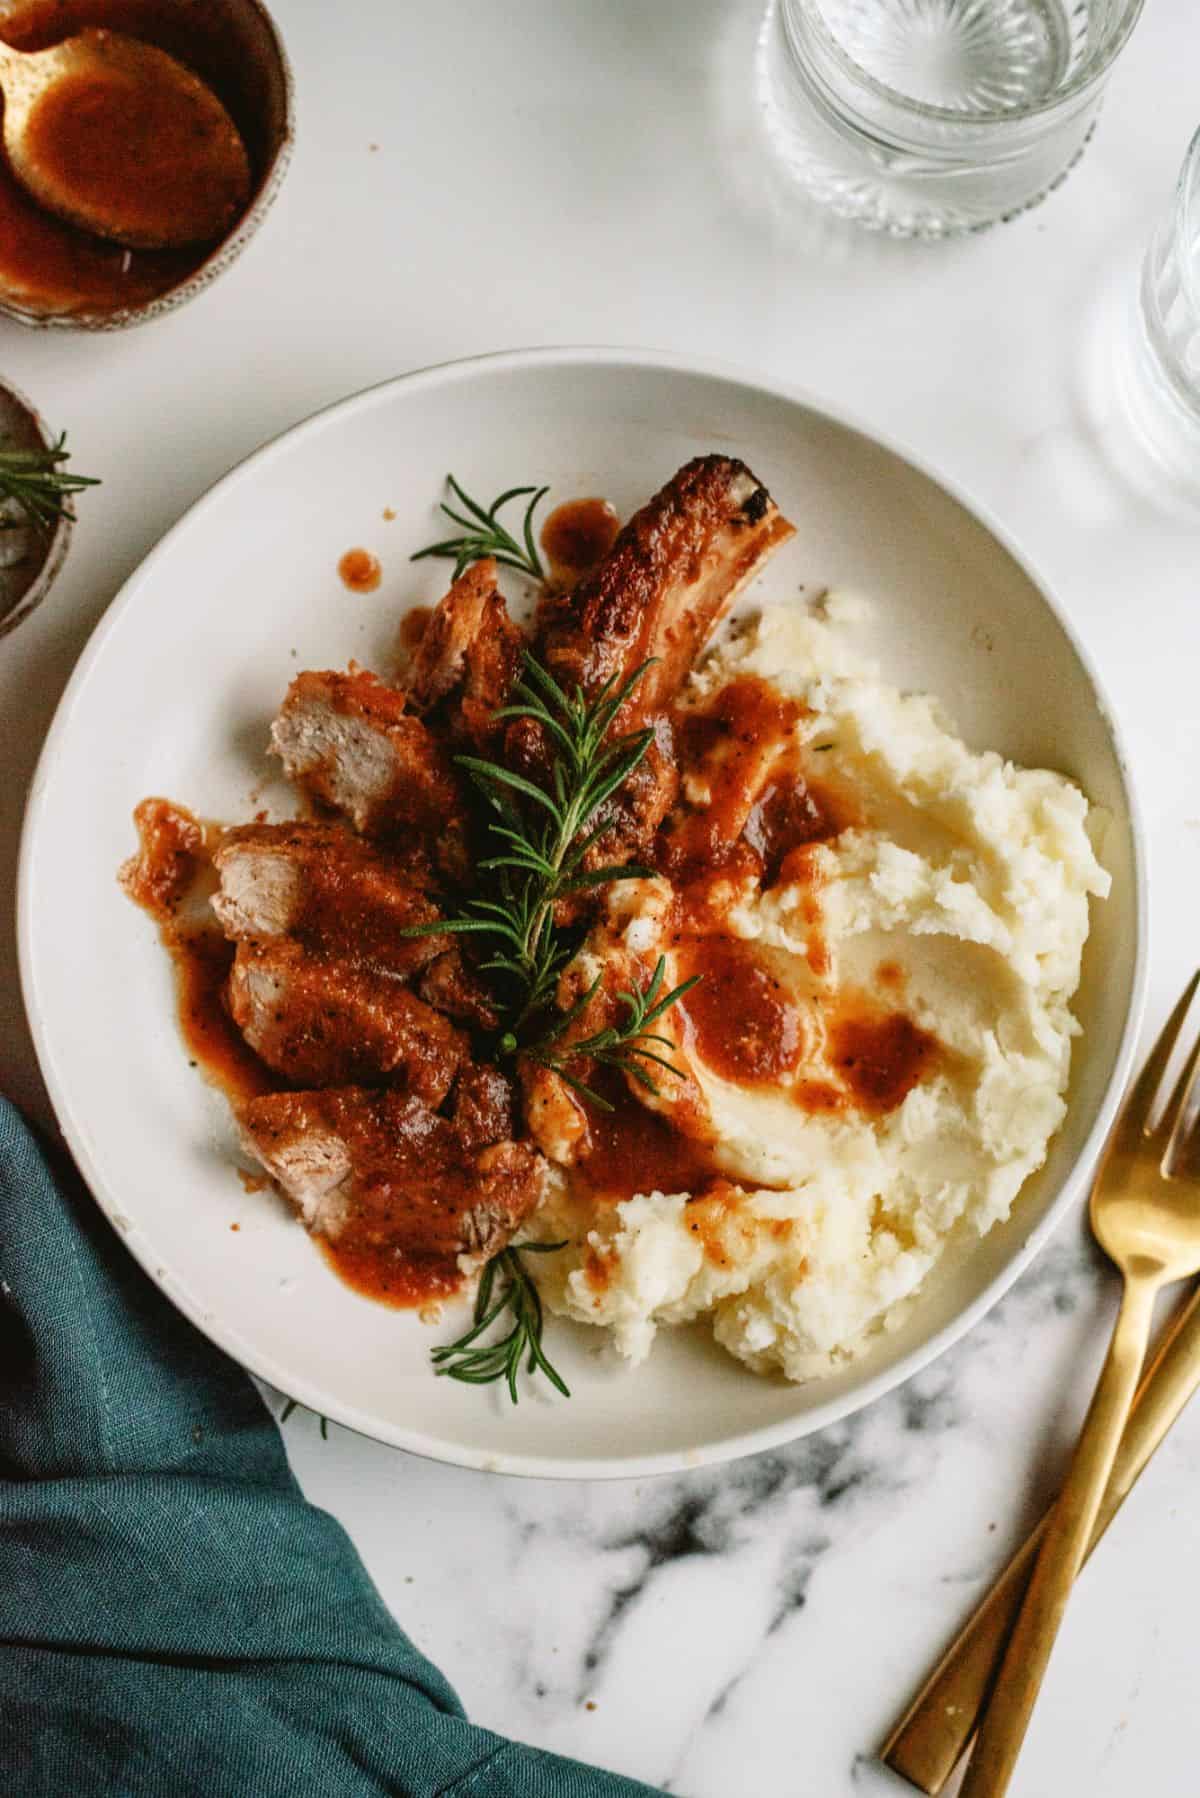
0, 377, 72, 636
0, 0, 293, 328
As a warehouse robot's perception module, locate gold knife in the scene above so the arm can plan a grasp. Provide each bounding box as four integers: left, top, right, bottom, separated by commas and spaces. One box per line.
880, 1278, 1200, 1794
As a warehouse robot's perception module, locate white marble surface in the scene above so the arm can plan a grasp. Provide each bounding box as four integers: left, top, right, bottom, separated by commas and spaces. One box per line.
2, 2, 1199, 1793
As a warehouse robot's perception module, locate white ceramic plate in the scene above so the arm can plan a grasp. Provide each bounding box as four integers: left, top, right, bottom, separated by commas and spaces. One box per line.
19, 349, 1147, 1478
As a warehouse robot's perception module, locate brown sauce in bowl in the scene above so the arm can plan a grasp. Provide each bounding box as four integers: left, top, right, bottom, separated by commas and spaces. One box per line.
0, 0, 268, 315
23, 51, 249, 250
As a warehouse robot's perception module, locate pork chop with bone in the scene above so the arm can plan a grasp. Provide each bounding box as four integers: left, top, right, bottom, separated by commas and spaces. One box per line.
522, 455, 795, 866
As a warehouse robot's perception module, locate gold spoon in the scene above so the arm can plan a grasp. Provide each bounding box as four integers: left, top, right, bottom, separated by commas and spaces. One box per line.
959, 973, 1200, 1796
0, 27, 251, 250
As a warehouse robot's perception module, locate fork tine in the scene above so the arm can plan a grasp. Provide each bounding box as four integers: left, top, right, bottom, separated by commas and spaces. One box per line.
1113, 969, 1200, 1154
1162, 1009, 1200, 1174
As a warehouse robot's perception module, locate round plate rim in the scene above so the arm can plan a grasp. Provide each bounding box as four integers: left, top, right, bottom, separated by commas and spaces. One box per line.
17, 345, 1149, 1479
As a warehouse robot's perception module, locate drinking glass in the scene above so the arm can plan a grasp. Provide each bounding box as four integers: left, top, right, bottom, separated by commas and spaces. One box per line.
1105, 126, 1200, 510
757, 0, 1145, 238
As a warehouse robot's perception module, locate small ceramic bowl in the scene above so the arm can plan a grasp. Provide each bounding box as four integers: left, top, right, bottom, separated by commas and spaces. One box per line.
0, 378, 72, 637
0, 0, 293, 331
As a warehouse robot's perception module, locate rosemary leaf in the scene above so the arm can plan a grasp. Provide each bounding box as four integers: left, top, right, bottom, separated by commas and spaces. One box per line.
412, 476, 548, 582
433, 1243, 570, 1403
0, 431, 100, 532
402, 649, 663, 1042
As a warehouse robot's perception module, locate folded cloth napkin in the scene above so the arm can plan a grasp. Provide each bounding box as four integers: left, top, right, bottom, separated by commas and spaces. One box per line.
0, 1097, 663, 1797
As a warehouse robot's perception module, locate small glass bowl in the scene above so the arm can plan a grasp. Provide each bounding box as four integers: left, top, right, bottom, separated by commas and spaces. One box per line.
0, 380, 73, 639
758, 0, 1145, 238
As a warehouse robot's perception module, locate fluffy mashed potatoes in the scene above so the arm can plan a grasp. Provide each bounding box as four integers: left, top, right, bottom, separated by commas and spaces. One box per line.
527, 600, 1110, 1383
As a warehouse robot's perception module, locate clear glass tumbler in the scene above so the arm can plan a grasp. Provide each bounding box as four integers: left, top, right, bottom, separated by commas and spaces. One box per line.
1104, 127, 1200, 512
757, 0, 1145, 238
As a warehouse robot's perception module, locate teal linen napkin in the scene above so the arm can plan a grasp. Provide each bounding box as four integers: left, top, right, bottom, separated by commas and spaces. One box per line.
0, 1097, 664, 1797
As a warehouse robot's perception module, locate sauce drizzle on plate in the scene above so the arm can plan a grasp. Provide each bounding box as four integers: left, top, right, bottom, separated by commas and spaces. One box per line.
541, 497, 619, 583
338, 547, 381, 593
576, 1072, 720, 1203
676, 936, 807, 1086
120, 798, 279, 1107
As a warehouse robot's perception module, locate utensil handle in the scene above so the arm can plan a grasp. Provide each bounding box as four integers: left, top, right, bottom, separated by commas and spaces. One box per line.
880, 1279, 1200, 1793
958, 1276, 1157, 1797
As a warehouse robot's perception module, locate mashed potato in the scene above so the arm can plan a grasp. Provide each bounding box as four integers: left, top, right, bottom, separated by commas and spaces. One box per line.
528, 601, 1110, 1383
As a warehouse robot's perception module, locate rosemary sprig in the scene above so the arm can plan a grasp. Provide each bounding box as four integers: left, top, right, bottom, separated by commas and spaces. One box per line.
432, 1241, 570, 1402
526, 955, 699, 1110
404, 650, 661, 1056
411, 474, 548, 582
407, 650, 703, 1403
0, 432, 100, 532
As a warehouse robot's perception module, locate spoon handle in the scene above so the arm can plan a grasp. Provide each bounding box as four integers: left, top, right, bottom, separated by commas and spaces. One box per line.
958, 1275, 1157, 1797
880, 1278, 1200, 1793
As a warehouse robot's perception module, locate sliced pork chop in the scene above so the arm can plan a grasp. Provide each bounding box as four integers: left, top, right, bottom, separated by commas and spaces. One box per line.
406, 558, 524, 748
415, 946, 500, 1031
451, 1061, 517, 1148
270, 669, 470, 874
237, 1083, 545, 1273
212, 820, 444, 977
534, 456, 795, 724
227, 938, 466, 1101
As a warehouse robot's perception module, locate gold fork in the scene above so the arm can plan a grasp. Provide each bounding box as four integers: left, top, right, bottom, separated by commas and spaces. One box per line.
881, 972, 1200, 1793
948, 974, 1200, 1795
